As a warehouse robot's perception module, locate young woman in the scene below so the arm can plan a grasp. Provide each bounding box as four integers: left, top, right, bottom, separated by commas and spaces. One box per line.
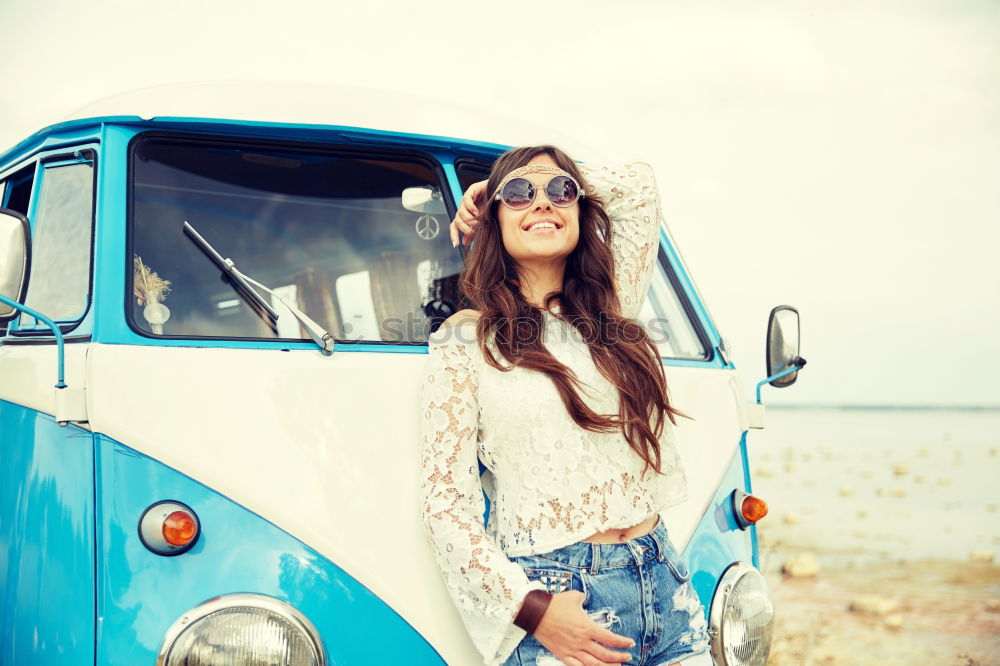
420, 145, 712, 666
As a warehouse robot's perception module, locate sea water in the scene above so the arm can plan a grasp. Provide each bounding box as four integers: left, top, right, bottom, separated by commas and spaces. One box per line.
747, 406, 1000, 566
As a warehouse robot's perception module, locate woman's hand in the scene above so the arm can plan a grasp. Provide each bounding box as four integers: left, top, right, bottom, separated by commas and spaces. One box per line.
450, 179, 488, 247
532, 591, 635, 666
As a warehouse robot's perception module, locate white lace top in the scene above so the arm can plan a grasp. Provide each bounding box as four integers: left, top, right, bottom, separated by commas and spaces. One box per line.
419, 162, 689, 665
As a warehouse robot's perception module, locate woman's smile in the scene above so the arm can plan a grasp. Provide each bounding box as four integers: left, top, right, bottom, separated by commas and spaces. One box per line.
523, 218, 563, 234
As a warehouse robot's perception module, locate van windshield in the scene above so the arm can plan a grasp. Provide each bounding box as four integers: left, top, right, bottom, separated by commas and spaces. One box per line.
129, 137, 464, 344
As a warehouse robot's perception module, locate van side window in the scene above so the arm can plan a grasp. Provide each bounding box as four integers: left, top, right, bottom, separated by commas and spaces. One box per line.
129, 137, 462, 344
2, 163, 36, 217
455, 159, 492, 192
21, 156, 95, 326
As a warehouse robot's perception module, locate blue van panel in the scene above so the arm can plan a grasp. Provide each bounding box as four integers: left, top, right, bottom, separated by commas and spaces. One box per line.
93, 436, 445, 665
738, 431, 761, 568
682, 442, 756, 606
0, 400, 95, 666
89, 124, 129, 344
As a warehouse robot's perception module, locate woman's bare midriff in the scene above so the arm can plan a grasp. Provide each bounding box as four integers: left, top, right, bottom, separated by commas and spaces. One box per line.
581, 514, 659, 544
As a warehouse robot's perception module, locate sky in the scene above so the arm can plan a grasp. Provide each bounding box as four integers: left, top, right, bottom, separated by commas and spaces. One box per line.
1, 0, 997, 406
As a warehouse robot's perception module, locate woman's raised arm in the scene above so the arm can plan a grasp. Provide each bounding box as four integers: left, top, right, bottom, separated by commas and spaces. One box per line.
578, 162, 663, 320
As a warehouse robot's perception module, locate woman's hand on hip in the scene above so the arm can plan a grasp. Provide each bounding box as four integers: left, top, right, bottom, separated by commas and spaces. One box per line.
533, 590, 635, 666
450, 179, 487, 247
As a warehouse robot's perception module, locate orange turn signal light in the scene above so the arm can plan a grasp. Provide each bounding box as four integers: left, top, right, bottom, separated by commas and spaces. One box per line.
139, 501, 200, 555
740, 495, 769, 524
163, 510, 199, 546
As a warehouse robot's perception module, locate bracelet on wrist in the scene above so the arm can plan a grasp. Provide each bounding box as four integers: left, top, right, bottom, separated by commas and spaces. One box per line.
513, 589, 552, 635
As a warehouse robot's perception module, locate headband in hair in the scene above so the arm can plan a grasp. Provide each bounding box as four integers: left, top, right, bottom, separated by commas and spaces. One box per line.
492, 164, 583, 201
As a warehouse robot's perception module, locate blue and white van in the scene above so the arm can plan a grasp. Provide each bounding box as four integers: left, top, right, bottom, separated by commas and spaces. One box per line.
0, 84, 803, 666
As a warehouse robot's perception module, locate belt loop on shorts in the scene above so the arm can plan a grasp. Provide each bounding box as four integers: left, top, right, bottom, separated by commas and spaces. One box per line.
649, 522, 667, 562
589, 542, 601, 574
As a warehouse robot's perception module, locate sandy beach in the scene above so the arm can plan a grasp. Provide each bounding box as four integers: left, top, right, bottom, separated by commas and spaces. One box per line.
749, 408, 1000, 665
759, 547, 1000, 665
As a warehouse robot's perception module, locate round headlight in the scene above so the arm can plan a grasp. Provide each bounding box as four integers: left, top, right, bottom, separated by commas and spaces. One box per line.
709, 562, 774, 666
156, 594, 326, 666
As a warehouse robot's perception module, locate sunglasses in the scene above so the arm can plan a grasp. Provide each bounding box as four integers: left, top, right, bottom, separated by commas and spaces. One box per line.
494, 175, 584, 211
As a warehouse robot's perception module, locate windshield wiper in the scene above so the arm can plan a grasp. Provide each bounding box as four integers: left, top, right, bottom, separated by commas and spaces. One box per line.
183, 221, 335, 355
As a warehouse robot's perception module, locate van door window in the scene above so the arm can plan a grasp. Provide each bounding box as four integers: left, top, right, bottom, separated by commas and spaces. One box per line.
129, 137, 462, 344
20, 154, 95, 327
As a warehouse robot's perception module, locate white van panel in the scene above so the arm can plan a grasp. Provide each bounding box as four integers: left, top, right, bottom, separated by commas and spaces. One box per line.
83, 343, 743, 664
0, 344, 89, 425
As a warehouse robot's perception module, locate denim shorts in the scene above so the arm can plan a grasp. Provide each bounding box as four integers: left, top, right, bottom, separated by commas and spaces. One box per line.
504, 519, 712, 666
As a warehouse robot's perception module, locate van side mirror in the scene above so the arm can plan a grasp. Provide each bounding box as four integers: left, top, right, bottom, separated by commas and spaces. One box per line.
0, 208, 30, 320
766, 305, 803, 388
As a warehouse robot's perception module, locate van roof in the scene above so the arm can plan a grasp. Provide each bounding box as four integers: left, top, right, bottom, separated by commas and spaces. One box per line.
4, 82, 605, 164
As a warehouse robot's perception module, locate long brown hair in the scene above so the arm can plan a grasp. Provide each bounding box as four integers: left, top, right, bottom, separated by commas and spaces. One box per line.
460, 145, 682, 474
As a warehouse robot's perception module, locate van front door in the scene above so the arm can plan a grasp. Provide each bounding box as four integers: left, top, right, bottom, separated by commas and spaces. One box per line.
0, 151, 97, 665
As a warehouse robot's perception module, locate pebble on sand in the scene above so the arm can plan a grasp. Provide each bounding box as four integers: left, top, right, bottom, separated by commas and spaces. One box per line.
890, 488, 907, 498
849, 594, 900, 615
856, 510, 868, 519
782, 552, 820, 577
893, 463, 909, 476
838, 485, 854, 497
755, 466, 773, 477
782, 513, 800, 525
883, 613, 904, 630
985, 598, 1000, 612
938, 476, 952, 486
969, 550, 995, 563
